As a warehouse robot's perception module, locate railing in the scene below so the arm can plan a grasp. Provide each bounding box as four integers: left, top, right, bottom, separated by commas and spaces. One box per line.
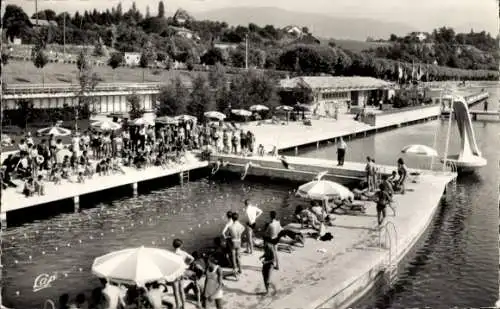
4, 83, 162, 95
43, 299, 55, 309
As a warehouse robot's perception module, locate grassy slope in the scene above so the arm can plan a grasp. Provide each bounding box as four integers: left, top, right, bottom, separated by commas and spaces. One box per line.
332, 39, 391, 52
3, 61, 208, 85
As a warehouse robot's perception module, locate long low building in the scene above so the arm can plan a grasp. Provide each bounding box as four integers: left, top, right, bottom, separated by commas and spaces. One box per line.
279, 76, 395, 115
2, 83, 162, 115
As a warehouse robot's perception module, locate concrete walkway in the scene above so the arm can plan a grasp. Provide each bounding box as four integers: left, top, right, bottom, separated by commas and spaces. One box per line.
1, 156, 208, 213
172, 172, 455, 309
240, 114, 372, 151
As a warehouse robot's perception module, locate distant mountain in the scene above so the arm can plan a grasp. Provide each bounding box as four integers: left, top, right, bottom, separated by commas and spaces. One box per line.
194, 6, 416, 41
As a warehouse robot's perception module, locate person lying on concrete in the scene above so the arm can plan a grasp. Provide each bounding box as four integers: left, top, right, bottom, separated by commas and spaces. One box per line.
352, 181, 375, 201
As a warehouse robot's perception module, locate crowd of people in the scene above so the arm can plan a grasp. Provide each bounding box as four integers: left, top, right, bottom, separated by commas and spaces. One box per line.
0, 120, 257, 198
55, 157, 411, 309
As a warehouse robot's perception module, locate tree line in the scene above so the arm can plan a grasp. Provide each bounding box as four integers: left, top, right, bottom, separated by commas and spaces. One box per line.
2, 3, 498, 82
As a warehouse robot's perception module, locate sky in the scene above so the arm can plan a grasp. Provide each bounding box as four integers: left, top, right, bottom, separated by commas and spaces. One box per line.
12, 0, 500, 35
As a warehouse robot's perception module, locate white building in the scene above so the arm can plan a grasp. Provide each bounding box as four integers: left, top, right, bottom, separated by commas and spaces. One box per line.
279, 76, 394, 116
124, 52, 141, 66
284, 25, 303, 37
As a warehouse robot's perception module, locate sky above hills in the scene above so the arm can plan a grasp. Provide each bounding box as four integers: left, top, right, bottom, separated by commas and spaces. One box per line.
13, 0, 499, 37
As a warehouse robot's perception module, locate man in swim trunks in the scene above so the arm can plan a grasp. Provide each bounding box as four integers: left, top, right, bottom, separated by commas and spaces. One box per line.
244, 199, 263, 254
227, 212, 245, 278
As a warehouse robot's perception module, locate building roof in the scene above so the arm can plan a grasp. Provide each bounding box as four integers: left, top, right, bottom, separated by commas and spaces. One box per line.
280, 76, 393, 91
30, 19, 58, 27
169, 26, 194, 34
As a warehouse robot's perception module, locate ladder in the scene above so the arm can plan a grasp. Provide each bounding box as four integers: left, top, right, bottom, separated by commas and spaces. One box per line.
179, 170, 190, 186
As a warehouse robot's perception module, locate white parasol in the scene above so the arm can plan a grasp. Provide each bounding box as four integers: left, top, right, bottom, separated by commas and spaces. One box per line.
91, 120, 122, 131
132, 118, 155, 126
276, 105, 294, 112
249, 105, 269, 112
231, 109, 252, 117
296, 180, 353, 200
401, 144, 438, 157
204, 111, 226, 121
91, 246, 187, 286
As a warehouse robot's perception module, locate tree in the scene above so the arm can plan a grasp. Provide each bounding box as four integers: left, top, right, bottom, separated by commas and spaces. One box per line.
15, 99, 34, 130
77, 49, 90, 72
187, 75, 214, 120
158, 1, 166, 18
75, 52, 100, 130
108, 52, 124, 80
208, 63, 230, 112
200, 48, 225, 65
3, 5, 32, 42
156, 77, 188, 116
186, 56, 195, 71
127, 93, 144, 119
139, 52, 149, 82
93, 37, 107, 57
33, 48, 49, 85
145, 5, 151, 19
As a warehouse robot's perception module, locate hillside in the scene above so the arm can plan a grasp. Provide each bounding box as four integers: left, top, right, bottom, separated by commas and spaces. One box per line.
327, 39, 392, 53
194, 7, 415, 41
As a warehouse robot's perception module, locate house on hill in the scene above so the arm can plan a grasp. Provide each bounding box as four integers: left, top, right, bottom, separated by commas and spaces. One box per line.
213, 42, 239, 51
124, 52, 141, 66
170, 26, 200, 41
173, 9, 192, 25
284, 25, 303, 37
279, 76, 394, 116
30, 19, 58, 27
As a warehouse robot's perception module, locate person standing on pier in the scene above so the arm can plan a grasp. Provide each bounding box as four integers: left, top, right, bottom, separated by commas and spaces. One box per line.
173, 238, 194, 309
227, 212, 245, 278
365, 157, 375, 192
336, 137, 347, 166
260, 238, 277, 296
265, 211, 282, 270
397, 158, 408, 194
375, 183, 391, 227
244, 199, 263, 254
203, 255, 224, 309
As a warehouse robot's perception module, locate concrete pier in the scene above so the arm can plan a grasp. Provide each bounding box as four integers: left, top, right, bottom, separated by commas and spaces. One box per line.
172, 156, 457, 309
1, 160, 208, 215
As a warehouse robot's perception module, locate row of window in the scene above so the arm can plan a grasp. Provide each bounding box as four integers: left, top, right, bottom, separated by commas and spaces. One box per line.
4, 95, 153, 113
320, 92, 349, 100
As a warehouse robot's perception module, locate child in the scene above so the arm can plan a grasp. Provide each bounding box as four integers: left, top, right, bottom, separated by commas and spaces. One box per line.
35, 175, 45, 196
257, 144, 265, 156
84, 162, 94, 179
23, 178, 36, 197
52, 168, 62, 185
77, 171, 85, 183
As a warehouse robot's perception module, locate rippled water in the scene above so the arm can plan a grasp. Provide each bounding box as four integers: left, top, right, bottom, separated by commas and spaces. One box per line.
301, 86, 499, 308
3, 87, 499, 308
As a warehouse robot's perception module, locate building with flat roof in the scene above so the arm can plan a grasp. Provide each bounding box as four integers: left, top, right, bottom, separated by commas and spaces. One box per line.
279, 76, 394, 115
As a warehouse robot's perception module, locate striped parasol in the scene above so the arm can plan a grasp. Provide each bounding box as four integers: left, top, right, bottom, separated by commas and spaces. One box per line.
37, 126, 71, 137
91, 120, 122, 131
